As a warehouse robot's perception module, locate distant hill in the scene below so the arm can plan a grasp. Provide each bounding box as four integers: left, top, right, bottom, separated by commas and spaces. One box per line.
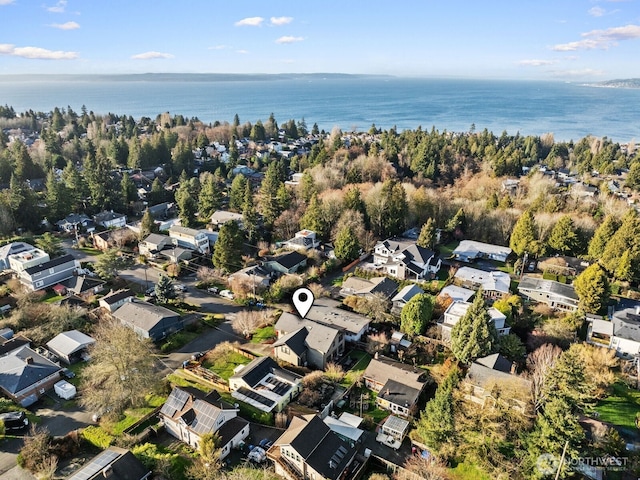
590, 78, 640, 89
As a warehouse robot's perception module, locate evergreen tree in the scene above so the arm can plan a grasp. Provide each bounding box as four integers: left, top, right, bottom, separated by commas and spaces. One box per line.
367, 179, 407, 238
94, 249, 129, 281
139, 209, 157, 239
588, 215, 619, 260
242, 181, 258, 243
601, 209, 640, 275
120, 171, 137, 207
450, 292, 499, 363
44, 169, 69, 222
212, 220, 243, 273
198, 172, 222, 220
400, 293, 434, 337
547, 215, 580, 255
146, 178, 168, 206
276, 183, 291, 211
259, 163, 282, 225
299, 194, 326, 238
299, 172, 316, 203
155, 274, 175, 303
171, 139, 193, 176
574, 263, 610, 314
446, 207, 466, 234
176, 189, 197, 228
416, 218, 436, 249
334, 225, 360, 262
486, 192, 499, 210
35, 232, 64, 258
509, 210, 538, 256
414, 370, 459, 451
228, 174, 248, 212
615, 249, 634, 282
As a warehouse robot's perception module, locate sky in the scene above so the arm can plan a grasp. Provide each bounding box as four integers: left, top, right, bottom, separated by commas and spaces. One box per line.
1, 0, 639, 80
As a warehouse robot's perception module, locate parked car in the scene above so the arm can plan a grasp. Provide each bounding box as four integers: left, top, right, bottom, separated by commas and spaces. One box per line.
219, 290, 235, 300
207, 286, 219, 294
62, 368, 76, 379
145, 286, 156, 296
0, 411, 29, 431
175, 284, 187, 292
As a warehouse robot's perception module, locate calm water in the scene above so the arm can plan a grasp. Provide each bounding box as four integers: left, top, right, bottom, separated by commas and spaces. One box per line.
1, 76, 639, 142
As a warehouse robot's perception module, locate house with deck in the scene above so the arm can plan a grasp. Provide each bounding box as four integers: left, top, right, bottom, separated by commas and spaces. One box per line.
587, 307, 640, 358
517, 276, 579, 312
452, 240, 512, 263
373, 238, 441, 280
454, 266, 511, 300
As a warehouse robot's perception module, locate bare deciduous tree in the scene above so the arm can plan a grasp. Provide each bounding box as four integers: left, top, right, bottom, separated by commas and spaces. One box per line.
526, 343, 562, 412
79, 319, 159, 419
231, 310, 263, 337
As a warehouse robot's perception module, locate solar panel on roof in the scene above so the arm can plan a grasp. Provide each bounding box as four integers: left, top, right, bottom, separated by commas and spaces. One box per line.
160, 388, 190, 417
69, 449, 121, 480
191, 399, 221, 434
237, 387, 276, 407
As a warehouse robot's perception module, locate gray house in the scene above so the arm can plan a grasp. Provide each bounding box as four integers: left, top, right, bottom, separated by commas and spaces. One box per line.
264, 251, 308, 275
18, 254, 79, 291
518, 276, 579, 312
112, 300, 183, 342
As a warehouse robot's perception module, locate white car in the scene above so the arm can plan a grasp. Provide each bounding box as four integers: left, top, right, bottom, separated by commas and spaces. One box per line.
219, 289, 235, 300
175, 284, 187, 292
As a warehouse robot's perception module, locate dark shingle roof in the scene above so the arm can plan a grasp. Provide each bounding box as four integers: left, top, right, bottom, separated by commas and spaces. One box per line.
101, 289, 135, 305
231, 356, 278, 387
24, 254, 75, 276
271, 251, 307, 269
63, 276, 105, 294
0, 346, 61, 395
272, 327, 308, 357
378, 378, 421, 408
475, 353, 512, 373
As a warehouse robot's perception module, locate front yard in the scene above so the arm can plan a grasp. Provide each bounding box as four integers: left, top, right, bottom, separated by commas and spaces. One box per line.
594, 381, 640, 429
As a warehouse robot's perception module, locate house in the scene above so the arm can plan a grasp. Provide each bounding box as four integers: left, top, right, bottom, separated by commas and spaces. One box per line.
452, 240, 512, 263
91, 230, 112, 251
304, 297, 371, 343
161, 246, 192, 263
99, 289, 135, 312
267, 414, 364, 480
572, 182, 598, 198
46, 330, 95, 364
587, 307, 640, 358
160, 386, 249, 460
501, 178, 520, 194
282, 229, 321, 252
18, 254, 79, 291
0, 334, 31, 357
7, 248, 50, 274
454, 266, 511, 300
0, 242, 39, 270
211, 210, 244, 228
340, 276, 398, 300
536, 255, 590, 276
93, 210, 127, 229
518, 276, 579, 312
437, 284, 475, 303
146, 202, 174, 220
373, 238, 441, 280
112, 300, 183, 342
63, 275, 106, 298
362, 356, 428, 417
391, 284, 424, 314
67, 446, 151, 480
228, 265, 271, 290
168, 225, 210, 254
264, 251, 308, 275
440, 300, 510, 342
0, 346, 63, 406
138, 233, 171, 258
376, 415, 410, 450
229, 356, 302, 413
463, 353, 532, 413
56, 213, 95, 233
274, 313, 345, 369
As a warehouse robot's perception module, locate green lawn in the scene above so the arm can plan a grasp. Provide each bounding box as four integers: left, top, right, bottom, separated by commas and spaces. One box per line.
342, 351, 372, 386
251, 325, 276, 343
438, 241, 459, 259
448, 461, 492, 480
204, 352, 252, 381
594, 381, 640, 429
159, 330, 200, 353
216, 389, 273, 425
77, 247, 102, 256
166, 372, 210, 392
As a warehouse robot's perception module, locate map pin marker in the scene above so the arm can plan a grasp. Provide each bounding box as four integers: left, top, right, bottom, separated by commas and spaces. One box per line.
293, 287, 314, 319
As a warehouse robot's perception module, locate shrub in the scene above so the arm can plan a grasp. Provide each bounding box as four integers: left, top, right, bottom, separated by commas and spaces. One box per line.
82, 426, 114, 449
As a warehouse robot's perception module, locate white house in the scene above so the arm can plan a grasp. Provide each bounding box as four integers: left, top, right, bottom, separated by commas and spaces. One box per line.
168, 225, 210, 254
452, 240, 512, 263
454, 267, 511, 300
391, 284, 424, 314
160, 386, 249, 460
210, 210, 244, 228
440, 300, 510, 342
93, 211, 127, 229
282, 229, 321, 252
518, 276, 579, 312
373, 238, 441, 280
587, 308, 640, 358
8, 248, 50, 274
438, 284, 475, 303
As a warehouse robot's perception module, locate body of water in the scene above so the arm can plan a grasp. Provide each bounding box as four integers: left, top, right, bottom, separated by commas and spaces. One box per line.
1, 75, 639, 142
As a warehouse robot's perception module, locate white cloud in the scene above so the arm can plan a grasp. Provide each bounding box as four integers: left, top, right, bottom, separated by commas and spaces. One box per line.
0, 0, 15, 5
588, 6, 606, 17
551, 68, 605, 77
275, 36, 304, 44
518, 59, 557, 66
0, 44, 78, 59
50, 21, 80, 30
234, 16, 264, 27
270, 16, 293, 26
236, 49, 249, 54
208, 45, 229, 50
46, 0, 67, 13
552, 24, 640, 51
131, 51, 174, 60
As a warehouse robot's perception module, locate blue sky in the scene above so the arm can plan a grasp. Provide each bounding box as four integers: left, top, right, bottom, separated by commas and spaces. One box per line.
1, 0, 639, 80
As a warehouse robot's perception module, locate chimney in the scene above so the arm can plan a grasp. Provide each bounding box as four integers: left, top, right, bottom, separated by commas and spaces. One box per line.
374, 351, 379, 360
25, 356, 34, 364
510, 362, 517, 374
385, 388, 390, 397
635, 306, 640, 315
